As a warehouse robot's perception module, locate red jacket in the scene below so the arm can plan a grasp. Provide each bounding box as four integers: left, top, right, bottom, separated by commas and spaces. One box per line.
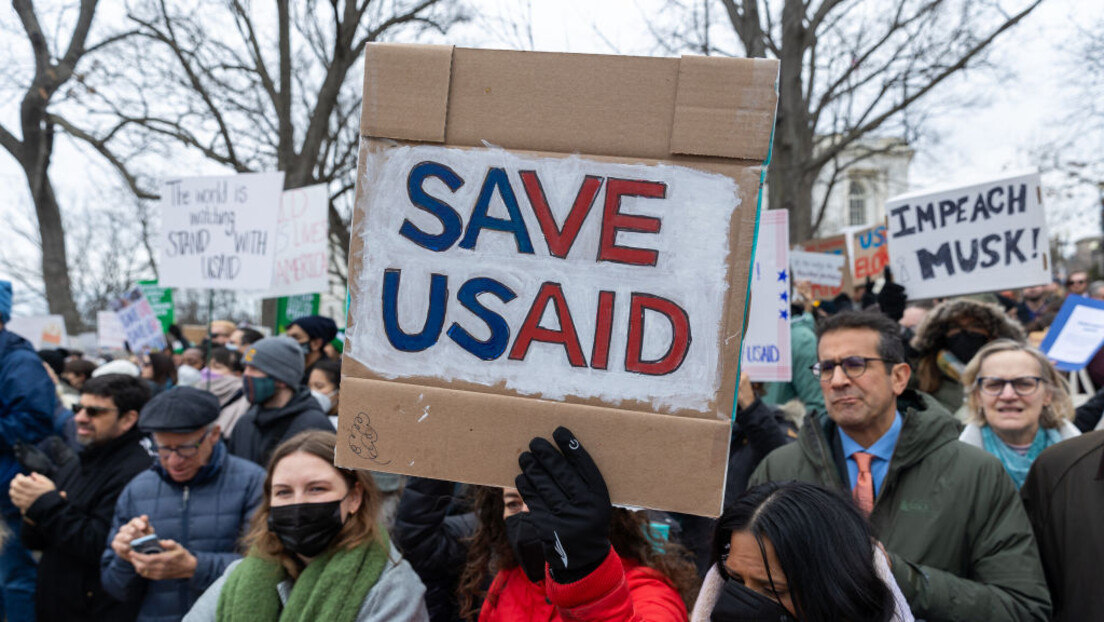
479, 548, 688, 622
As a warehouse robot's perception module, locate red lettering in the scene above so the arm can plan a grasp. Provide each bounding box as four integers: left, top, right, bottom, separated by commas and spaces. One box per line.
590, 291, 616, 370
508, 283, 587, 367
598, 178, 666, 266
521, 171, 603, 259
625, 293, 691, 376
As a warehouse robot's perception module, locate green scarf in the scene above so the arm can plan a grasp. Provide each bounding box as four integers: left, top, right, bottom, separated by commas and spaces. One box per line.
981, 426, 1060, 489
216, 529, 390, 622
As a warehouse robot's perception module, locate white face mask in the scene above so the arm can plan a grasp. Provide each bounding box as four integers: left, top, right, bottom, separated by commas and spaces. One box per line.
310, 389, 332, 413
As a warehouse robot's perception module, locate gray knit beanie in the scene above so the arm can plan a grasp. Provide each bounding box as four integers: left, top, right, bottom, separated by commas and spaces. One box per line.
242, 336, 304, 388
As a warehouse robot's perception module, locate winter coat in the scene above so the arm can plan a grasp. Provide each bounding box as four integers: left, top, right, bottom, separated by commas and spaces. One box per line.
393, 477, 477, 622
762, 313, 825, 415
22, 427, 152, 622
1020, 430, 1104, 621
226, 388, 332, 466
749, 393, 1052, 621
479, 549, 687, 622
202, 374, 249, 438
101, 441, 265, 622
181, 543, 429, 622
0, 329, 56, 516
723, 398, 797, 510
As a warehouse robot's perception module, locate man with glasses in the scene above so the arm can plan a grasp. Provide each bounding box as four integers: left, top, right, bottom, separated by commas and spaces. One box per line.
13, 374, 152, 621
101, 387, 264, 621
1065, 271, 1089, 297
750, 311, 1051, 621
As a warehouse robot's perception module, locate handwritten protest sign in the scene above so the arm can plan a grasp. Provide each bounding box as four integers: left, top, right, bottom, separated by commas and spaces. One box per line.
1039, 295, 1104, 371
886, 171, 1050, 300
741, 210, 791, 382
791, 250, 846, 287
158, 172, 285, 290
336, 45, 777, 516
852, 223, 889, 281
267, 184, 330, 297
110, 287, 167, 352
7, 316, 67, 350
97, 311, 127, 350
797, 234, 850, 299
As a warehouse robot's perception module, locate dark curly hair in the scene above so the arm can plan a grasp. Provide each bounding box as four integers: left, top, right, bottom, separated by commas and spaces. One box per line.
457, 486, 700, 620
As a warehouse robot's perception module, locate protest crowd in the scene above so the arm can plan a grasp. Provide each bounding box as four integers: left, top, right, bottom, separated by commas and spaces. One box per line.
1, 25, 1102, 622
2, 262, 1104, 622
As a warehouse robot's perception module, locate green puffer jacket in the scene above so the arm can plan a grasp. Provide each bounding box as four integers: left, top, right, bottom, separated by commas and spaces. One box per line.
749, 392, 1051, 622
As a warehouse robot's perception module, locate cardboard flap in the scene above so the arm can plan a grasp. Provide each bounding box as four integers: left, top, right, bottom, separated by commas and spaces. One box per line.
362, 44, 453, 142
670, 56, 778, 161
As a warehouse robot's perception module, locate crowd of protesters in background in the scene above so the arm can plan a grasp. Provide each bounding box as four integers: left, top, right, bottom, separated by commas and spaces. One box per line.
2, 268, 1104, 621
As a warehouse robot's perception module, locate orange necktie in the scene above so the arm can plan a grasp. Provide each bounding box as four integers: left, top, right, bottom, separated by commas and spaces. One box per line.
852, 451, 875, 516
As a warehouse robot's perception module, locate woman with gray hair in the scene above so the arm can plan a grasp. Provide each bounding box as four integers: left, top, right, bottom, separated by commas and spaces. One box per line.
960, 339, 1080, 488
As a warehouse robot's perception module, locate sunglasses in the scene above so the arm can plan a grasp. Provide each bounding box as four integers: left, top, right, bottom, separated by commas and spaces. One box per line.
73, 404, 118, 417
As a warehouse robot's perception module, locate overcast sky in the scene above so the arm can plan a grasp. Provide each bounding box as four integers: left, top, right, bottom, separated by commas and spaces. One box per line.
2, 0, 1101, 317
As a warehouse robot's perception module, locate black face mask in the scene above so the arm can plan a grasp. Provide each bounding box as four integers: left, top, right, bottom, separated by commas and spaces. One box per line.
267, 499, 345, 558
945, 331, 989, 365
504, 512, 546, 583
711, 577, 794, 622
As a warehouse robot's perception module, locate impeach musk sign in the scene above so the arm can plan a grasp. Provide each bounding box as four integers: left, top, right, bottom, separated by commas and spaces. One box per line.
348, 146, 739, 412
886, 171, 1050, 300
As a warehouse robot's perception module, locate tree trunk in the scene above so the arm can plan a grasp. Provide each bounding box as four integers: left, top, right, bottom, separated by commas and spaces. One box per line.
772, 0, 817, 244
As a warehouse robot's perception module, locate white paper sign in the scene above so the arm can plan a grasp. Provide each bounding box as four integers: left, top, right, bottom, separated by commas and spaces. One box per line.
266, 184, 330, 297
97, 311, 127, 350
348, 146, 741, 413
791, 251, 845, 287
110, 287, 167, 352
158, 172, 286, 290
886, 171, 1050, 299
6, 315, 68, 350
1038, 295, 1104, 371
741, 210, 791, 382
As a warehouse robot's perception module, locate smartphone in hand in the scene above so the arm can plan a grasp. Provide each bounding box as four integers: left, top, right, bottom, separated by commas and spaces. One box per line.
130, 534, 164, 555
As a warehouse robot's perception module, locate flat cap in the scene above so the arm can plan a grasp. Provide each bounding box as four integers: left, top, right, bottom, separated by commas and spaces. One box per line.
140, 386, 220, 433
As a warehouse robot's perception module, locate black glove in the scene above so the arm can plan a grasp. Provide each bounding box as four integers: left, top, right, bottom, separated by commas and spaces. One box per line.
877, 267, 907, 321
515, 426, 611, 584
861, 276, 877, 309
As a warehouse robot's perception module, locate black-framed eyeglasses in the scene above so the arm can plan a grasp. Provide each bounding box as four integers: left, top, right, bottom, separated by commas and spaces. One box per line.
810, 356, 893, 381
152, 429, 210, 459
73, 404, 118, 417
976, 376, 1044, 396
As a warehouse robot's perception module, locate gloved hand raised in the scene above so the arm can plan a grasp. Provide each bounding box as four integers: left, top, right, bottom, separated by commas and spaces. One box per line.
877, 266, 907, 321
516, 426, 611, 584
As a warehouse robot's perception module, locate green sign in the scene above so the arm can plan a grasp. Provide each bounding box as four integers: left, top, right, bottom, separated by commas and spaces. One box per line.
276, 293, 321, 333
138, 280, 174, 334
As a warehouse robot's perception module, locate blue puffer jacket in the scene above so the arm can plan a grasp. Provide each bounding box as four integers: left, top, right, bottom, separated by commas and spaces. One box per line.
100, 441, 265, 622
0, 329, 56, 517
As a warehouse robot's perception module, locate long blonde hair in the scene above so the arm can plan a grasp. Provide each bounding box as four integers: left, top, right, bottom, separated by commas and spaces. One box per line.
242, 430, 382, 578
961, 339, 1073, 429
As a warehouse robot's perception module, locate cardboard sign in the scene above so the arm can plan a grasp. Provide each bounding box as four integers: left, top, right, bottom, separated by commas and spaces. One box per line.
1039, 295, 1104, 371
7, 315, 68, 350
886, 171, 1050, 300
852, 223, 889, 281
267, 184, 330, 297
336, 45, 779, 516
797, 234, 851, 299
741, 210, 791, 382
137, 281, 174, 333
791, 251, 846, 287
97, 311, 127, 350
110, 287, 167, 352
158, 172, 285, 290
277, 293, 321, 333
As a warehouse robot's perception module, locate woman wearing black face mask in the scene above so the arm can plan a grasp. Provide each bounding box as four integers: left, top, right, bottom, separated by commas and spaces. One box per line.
910, 298, 1026, 416
183, 430, 430, 621
690, 482, 911, 622
456, 428, 700, 621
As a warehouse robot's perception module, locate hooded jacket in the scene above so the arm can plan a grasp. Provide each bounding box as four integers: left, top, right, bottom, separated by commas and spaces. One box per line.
749, 393, 1051, 621
226, 387, 332, 466
910, 299, 1027, 413
0, 329, 56, 516
100, 441, 265, 622
22, 426, 152, 622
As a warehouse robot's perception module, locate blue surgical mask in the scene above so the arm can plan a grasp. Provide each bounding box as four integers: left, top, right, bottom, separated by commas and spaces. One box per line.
244, 375, 277, 404
299, 341, 312, 355
225, 343, 238, 352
